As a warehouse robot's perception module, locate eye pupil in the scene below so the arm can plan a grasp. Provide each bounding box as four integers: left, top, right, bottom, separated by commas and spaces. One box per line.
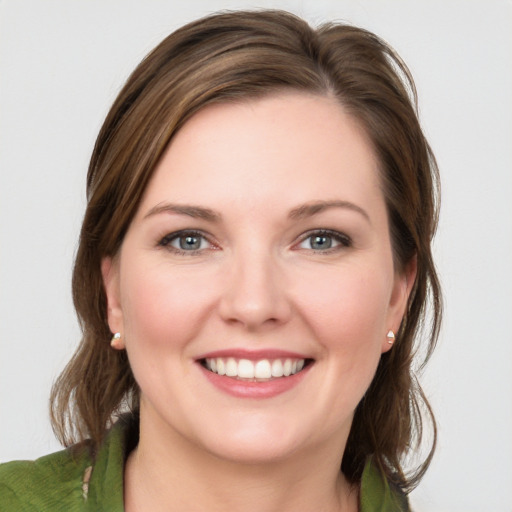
180, 235, 201, 250
311, 235, 332, 250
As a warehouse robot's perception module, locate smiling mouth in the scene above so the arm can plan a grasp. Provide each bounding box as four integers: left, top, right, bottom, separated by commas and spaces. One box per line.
200, 357, 313, 381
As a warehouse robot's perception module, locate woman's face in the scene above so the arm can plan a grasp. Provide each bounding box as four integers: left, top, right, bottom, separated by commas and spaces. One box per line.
103, 93, 413, 463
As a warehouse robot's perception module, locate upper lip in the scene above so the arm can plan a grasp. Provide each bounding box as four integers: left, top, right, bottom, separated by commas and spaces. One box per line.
195, 349, 312, 361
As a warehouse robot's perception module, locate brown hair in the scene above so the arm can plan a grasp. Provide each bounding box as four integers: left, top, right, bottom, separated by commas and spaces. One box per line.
50, 9, 441, 492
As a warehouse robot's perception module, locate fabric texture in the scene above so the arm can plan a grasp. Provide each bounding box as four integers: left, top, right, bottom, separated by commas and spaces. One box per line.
0, 417, 409, 511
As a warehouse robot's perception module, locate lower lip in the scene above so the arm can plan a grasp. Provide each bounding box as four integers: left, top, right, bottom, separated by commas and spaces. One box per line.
199, 363, 312, 399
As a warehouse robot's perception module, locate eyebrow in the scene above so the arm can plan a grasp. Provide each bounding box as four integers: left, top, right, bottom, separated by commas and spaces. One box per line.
143, 200, 370, 224
143, 203, 221, 222
288, 200, 371, 223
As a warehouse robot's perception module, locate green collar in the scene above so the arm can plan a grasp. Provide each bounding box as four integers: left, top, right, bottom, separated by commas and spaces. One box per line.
360, 459, 409, 511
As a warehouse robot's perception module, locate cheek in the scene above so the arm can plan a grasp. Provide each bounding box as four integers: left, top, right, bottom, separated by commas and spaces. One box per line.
285, 265, 393, 433
300, 265, 390, 327
294, 263, 392, 364
120, 263, 216, 351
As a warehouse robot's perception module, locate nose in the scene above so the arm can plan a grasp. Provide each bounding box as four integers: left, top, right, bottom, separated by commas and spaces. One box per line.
218, 247, 292, 331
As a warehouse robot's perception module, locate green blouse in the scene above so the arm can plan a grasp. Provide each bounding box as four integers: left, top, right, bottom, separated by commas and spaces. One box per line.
0, 418, 409, 511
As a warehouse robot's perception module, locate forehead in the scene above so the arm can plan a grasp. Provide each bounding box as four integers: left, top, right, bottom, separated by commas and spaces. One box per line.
138, 92, 382, 217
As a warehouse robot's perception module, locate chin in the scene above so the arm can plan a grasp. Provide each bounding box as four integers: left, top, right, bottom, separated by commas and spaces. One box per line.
190, 413, 322, 466
205, 435, 302, 465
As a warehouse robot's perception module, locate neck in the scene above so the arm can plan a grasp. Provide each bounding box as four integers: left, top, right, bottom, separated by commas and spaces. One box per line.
123, 408, 358, 512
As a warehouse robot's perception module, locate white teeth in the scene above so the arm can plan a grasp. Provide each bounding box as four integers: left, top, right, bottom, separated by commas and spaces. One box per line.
204, 357, 307, 380
254, 359, 271, 379
238, 359, 255, 379
271, 359, 284, 377
225, 358, 237, 377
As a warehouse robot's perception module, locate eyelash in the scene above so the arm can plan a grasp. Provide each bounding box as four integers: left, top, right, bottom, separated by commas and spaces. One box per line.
158, 230, 214, 255
157, 229, 352, 255
296, 229, 352, 253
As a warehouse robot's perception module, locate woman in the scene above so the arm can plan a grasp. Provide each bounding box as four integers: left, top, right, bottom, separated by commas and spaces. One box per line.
0, 9, 441, 511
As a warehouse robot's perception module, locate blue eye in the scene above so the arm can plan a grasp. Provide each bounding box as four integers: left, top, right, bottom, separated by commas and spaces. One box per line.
309, 234, 333, 250
298, 230, 351, 251
159, 231, 211, 253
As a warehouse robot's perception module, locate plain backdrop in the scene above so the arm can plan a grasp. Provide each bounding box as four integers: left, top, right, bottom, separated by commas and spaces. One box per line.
1, 1, 511, 511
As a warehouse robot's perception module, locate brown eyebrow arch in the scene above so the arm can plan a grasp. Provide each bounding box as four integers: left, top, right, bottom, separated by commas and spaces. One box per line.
144, 203, 221, 222
289, 200, 371, 223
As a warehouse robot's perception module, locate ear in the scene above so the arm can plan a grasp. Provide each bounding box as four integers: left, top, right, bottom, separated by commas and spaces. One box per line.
101, 256, 125, 349
381, 255, 417, 353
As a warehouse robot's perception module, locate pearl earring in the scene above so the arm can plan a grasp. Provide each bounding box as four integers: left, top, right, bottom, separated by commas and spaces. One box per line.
110, 332, 123, 350
386, 330, 395, 345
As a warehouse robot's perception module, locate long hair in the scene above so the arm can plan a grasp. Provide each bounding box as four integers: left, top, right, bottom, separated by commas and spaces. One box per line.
50, 9, 441, 492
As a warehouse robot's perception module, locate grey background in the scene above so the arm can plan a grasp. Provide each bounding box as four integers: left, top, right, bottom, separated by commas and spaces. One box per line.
1, 1, 511, 510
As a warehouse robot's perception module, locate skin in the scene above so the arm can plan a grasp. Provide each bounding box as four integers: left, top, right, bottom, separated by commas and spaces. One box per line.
102, 92, 415, 511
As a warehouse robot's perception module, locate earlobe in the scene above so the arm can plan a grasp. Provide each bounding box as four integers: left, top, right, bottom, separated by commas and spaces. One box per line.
101, 256, 124, 346
382, 255, 417, 353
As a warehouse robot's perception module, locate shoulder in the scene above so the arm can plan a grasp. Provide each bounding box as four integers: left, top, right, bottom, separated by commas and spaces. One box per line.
0, 444, 92, 511
0, 416, 133, 511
